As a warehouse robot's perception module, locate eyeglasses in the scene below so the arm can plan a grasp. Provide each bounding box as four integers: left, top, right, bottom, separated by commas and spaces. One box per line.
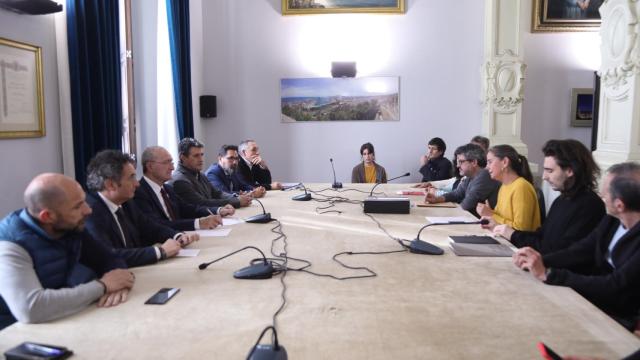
457, 159, 472, 164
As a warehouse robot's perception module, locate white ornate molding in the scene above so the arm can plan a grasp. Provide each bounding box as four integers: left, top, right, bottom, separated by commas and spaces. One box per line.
599, 0, 639, 100
482, 54, 526, 114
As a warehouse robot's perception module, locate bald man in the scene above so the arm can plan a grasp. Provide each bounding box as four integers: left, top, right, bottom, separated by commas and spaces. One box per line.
0, 174, 135, 330
134, 146, 231, 231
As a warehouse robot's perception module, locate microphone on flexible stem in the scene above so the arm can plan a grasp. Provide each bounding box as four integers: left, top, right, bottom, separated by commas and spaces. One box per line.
247, 325, 288, 360
198, 246, 274, 279
404, 219, 490, 255
329, 158, 342, 189
292, 183, 312, 201
245, 198, 273, 223
369, 172, 410, 197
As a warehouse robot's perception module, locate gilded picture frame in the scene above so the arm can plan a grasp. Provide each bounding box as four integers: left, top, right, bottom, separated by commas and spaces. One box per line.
532, 0, 602, 32
0, 37, 45, 139
570, 88, 594, 127
282, 0, 405, 15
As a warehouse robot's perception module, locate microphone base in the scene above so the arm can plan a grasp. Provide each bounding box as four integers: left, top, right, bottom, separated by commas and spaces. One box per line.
248, 344, 288, 360
292, 193, 312, 201
245, 213, 273, 223
363, 197, 410, 214
409, 239, 444, 255
234, 262, 274, 279
332, 182, 343, 189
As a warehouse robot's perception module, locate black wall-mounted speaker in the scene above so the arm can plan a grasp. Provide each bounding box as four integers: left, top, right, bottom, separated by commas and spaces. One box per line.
200, 95, 217, 118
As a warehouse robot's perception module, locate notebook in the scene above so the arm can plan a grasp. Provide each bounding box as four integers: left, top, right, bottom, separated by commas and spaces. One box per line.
449, 243, 514, 257
449, 235, 499, 244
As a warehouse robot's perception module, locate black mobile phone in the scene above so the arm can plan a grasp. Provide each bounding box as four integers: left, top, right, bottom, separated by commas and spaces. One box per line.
4, 342, 72, 359
144, 287, 180, 305
537, 342, 562, 360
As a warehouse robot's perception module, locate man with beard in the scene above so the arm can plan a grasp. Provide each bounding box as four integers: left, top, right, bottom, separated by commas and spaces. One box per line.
0, 174, 135, 330
205, 144, 266, 198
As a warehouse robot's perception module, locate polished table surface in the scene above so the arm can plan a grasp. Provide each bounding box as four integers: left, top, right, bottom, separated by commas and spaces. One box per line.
0, 184, 638, 359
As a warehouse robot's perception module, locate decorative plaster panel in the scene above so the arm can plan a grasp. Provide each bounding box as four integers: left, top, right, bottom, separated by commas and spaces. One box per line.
600, 1, 638, 99
483, 52, 526, 114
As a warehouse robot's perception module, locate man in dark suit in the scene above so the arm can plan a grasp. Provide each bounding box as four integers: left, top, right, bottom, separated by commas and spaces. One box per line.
85, 150, 199, 268
238, 139, 282, 190
205, 144, 265, 198
494, 139, 605, 255
170, 138, 252, 209
514, 162, 640, 330
135, 146, 233, 232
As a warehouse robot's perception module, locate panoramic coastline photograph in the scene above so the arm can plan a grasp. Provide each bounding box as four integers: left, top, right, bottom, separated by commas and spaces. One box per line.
280, 77, 399, 122
283, 0, 404, 14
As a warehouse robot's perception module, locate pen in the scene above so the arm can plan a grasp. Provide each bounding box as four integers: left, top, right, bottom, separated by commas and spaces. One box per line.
207, 208, 215, 216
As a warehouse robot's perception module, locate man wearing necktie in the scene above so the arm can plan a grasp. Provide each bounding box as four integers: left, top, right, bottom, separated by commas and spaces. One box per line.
85, 150, 199, 268
514, 162, 640, 331
135, 146, 233, 231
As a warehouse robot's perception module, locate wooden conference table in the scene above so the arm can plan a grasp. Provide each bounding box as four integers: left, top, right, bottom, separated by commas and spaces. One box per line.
0, 184, 638, 359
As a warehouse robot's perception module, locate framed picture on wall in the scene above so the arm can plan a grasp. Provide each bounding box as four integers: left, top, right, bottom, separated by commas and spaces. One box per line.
0, 37, 45, 138
532, 0, 602, 32
570, 88, 594, 127
281, 77, 399, 122
282, 0, 404, 15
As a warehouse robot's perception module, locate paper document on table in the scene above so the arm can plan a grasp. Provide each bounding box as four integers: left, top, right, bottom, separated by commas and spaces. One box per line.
396, 189, 426, 195
177, 249, 200, 257
417, 202, 457, 208
281, 182, 302, 190
197, 228, 232, 237
222, 217, 244, 226
425, 216, 477, 224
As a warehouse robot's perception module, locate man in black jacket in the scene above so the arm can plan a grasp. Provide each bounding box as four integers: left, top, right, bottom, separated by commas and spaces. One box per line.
238, 139, 282, 190
134, 146, 232, 232
513, 162, 640, 330
170, 138, 252, 208
494, 139, 605, 254
85, 150, 199, 268
418, 137, 452, 182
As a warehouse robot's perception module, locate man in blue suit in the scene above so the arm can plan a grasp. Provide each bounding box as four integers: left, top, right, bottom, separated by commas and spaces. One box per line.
205, 144, 265, 198
135, 146, 233, 231
85, 150, 199, 268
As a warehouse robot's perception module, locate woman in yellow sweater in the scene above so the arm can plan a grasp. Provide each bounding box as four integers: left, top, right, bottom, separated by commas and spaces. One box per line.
476, 144, 540, 231
351, 142, 388, 183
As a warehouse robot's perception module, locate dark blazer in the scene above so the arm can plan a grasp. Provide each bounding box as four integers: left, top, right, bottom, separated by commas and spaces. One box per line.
133, 177, 215, 231
419, 156, 452, 182
351, 162, 387, 184
169, 164, 240, 208
238, 158, 273, 190
85, 192, 178, 268
511, 188, 605, 255
543, 215, 640, 329
205, 164, 253, 194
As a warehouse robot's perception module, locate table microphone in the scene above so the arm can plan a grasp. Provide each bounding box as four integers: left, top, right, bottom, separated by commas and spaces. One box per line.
369, 172, 410, 196
330, 158, 342, 189
198, 246, 274, 279
292, 183, 311, 201
247, 325, 287, 360
245, 198, 273, 223
403, 219, 489, 255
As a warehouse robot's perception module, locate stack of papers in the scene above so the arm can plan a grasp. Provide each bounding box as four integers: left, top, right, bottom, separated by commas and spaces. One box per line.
425, 216, 477, 224
449, 243, 514, 257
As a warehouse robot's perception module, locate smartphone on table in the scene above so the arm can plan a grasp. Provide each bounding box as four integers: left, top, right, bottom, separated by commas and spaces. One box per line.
144, 287, 180, 305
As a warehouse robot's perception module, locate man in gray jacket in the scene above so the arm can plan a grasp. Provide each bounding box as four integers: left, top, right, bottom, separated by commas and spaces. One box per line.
424, 143, 500, 217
